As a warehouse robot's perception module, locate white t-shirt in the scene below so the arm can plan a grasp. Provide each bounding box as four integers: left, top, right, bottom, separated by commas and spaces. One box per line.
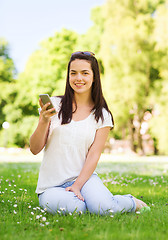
36, 96, 113, 194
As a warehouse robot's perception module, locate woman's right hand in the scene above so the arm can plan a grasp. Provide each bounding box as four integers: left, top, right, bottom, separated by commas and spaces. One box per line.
39, 98, 57, 123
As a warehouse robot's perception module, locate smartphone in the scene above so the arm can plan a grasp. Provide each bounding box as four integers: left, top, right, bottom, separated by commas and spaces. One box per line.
39, 94, 56, 113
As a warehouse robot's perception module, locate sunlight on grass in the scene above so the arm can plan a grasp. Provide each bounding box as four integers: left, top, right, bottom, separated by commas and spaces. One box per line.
0, 158, 168, 240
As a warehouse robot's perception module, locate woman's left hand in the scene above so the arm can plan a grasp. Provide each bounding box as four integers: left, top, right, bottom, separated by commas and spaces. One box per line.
66, 184, 84, 202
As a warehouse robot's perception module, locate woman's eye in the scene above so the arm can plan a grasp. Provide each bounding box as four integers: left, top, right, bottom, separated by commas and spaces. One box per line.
83, 72, 88, 75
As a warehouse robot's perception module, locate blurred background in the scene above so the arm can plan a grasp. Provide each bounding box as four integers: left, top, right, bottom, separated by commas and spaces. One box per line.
0, 0, 168, 156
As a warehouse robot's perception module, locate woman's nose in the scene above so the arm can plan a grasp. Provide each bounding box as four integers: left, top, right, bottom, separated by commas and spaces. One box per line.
76, 73, 82, 80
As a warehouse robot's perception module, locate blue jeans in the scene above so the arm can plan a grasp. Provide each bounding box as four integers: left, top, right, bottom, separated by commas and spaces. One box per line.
38, 174, 136, 215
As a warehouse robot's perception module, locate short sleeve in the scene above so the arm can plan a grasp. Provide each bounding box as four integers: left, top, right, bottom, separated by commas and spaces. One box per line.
97, 108, 114, 130
50, 96, 62, 112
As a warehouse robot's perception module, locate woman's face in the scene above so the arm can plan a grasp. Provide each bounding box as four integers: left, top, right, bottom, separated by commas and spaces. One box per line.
69, 59, 94, 96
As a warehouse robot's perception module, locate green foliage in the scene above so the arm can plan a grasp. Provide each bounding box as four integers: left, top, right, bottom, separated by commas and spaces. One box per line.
148, 2, 168, 154
0, 38, 16, 131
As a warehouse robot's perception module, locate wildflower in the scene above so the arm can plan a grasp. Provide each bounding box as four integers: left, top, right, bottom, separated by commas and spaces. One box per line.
13, 204, 17, 208
14, 185, 16, 187
109, 209, 114, 213
33, 208, 37, 210
18, 175, 21, 178
14, 210, 17, 214
17, 222, 20, 224
5, 188, 7, 191
36, 215, 40, 220
69, 212, 72, 216
24, 189, 27, 192
2, 200, 4, 203
110, 215, 114, 218
40, 223, 45, 227
19, 188, 23, 191
28, 205, 31, 209
60, 207, 65, 211
41, 209, 45, 213
136, 211, 141, 214
42, 217, 46, 221
45, 222, 50, 225
31, 212, 34, 215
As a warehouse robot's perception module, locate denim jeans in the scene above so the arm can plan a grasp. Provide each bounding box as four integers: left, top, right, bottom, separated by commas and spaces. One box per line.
38, 174, 136, 215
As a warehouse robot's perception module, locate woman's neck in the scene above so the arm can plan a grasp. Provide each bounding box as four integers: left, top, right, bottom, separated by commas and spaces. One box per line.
73, 93, 94, 107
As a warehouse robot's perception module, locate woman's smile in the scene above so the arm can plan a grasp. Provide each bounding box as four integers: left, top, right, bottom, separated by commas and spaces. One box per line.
75, 83, 86, 87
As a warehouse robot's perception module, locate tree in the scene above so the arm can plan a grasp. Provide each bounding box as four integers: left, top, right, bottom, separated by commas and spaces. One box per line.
99, 0, 166, 154
149, 1, 168, 154
2, 29, 79, 147
0, 38, 16, 133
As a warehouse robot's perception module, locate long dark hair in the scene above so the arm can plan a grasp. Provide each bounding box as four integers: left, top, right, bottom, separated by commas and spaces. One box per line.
58, 53, 114, 127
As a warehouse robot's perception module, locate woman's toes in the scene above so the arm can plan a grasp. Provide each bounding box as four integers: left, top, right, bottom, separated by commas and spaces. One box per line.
133, 197, 147, 211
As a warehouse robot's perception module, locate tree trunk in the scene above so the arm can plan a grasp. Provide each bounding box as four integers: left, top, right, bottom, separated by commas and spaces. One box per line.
137, 113, 145, 155
129, 118, 137, 152
137, 125, 144, 155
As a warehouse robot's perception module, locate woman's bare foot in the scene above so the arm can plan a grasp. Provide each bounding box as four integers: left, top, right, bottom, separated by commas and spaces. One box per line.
132, 196, 147, 211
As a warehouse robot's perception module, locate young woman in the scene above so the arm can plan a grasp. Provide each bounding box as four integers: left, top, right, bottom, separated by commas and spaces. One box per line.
30, 51, 147, 215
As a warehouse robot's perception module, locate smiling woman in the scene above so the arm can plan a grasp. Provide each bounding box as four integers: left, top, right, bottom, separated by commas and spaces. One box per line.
29, 51, 147, 215
69, 59, 94, 99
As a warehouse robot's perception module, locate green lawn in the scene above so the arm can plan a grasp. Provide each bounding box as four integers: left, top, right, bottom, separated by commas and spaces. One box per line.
0, 160, 168, 240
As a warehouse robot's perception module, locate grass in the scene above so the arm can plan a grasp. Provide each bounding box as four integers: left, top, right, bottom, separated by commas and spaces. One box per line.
0, 159, 168, 240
